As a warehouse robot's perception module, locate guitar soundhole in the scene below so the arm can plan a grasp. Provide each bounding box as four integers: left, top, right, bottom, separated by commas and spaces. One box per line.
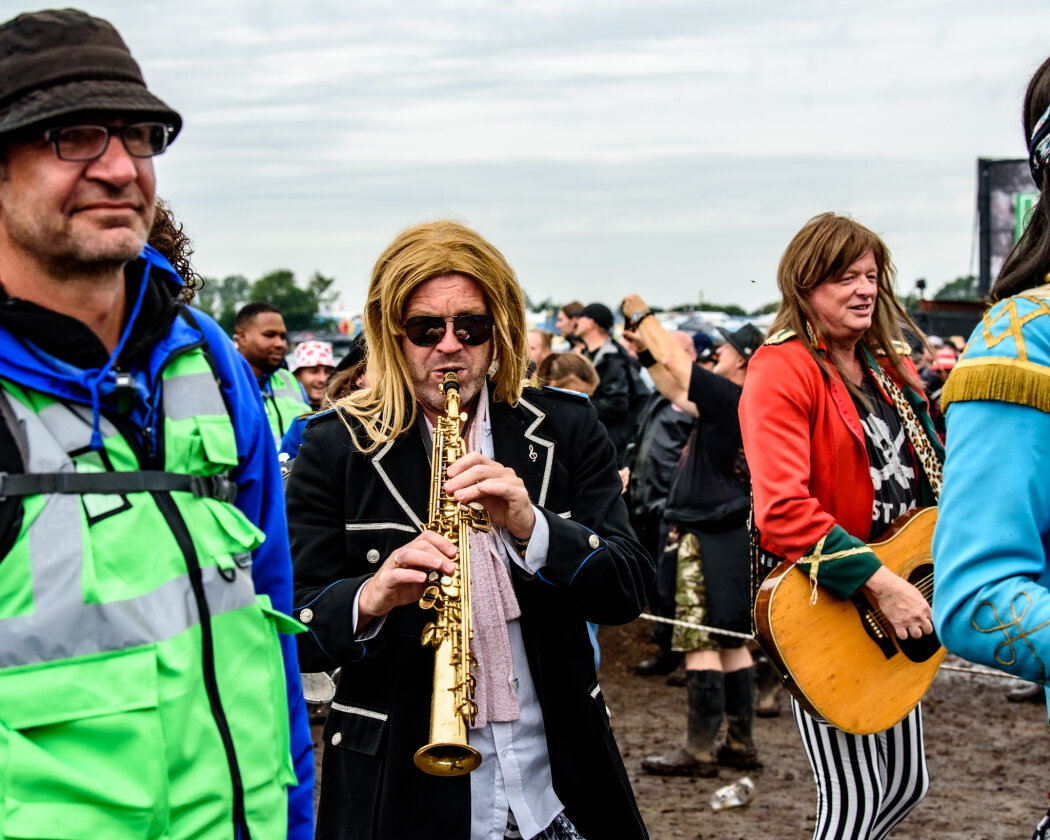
898, 562, 941, 663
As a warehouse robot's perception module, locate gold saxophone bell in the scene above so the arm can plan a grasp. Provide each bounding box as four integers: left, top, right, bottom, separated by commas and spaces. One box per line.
413, 371, 489, 777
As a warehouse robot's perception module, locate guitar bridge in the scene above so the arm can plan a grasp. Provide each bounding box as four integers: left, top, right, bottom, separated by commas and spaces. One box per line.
851, 593, 897, 660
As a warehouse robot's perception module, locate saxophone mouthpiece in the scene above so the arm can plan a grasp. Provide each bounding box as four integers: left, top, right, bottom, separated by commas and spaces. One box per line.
440, 371, 459, 392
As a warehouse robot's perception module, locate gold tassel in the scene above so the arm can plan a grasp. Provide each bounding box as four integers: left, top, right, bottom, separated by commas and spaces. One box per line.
943, 358, 1050, 415
804, 535, 827, 606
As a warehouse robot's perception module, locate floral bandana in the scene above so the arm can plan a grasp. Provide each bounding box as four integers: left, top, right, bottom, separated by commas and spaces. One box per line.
291, 340, 334, 372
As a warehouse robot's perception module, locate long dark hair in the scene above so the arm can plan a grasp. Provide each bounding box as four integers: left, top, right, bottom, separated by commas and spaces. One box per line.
993, 55, 1050, 301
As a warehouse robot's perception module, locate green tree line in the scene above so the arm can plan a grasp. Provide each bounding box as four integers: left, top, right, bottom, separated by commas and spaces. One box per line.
194, 269, 338, 334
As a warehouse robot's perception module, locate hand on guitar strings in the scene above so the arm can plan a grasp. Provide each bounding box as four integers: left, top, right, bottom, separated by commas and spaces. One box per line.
861, 565, 934, 640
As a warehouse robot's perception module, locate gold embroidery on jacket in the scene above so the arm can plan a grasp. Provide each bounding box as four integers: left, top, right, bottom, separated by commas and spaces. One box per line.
970, 592, 1050, 677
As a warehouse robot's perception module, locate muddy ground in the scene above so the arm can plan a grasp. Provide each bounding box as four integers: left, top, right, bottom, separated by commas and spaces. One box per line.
600, 620, 1050, 840
310, 617, 1050, 839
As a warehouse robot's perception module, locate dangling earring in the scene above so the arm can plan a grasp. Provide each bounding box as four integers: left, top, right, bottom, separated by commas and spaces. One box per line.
804, 320, 819, 347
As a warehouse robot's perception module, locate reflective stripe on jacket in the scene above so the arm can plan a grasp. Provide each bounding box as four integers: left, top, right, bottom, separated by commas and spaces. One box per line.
0, 344, 297, 840
263, 368, 308, 446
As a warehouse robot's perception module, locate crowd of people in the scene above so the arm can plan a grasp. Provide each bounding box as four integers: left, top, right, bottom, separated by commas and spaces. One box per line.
3, 7, 1050, 840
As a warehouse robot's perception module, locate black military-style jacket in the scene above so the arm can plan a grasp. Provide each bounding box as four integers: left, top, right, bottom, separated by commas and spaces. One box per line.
287, 384, 653, 840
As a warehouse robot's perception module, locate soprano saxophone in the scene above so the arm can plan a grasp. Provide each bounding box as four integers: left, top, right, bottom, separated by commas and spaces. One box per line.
413, 371, 489, 776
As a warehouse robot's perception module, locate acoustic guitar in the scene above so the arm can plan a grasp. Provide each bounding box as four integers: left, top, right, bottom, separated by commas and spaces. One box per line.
753, 507, 944, 735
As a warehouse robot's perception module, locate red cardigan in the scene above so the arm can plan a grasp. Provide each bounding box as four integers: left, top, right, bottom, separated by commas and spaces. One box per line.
739, 333, 935, 598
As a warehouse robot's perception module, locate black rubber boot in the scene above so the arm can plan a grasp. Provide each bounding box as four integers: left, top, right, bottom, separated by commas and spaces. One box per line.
635, 649, 683, 677
642, 670, 723, 777
718, 666, 761, 769
753, 649, 783, 717
1006, 682, 1045, 703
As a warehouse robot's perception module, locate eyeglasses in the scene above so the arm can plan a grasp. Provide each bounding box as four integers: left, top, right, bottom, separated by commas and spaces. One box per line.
403, 314, 495, 347
44, 122, 176, 162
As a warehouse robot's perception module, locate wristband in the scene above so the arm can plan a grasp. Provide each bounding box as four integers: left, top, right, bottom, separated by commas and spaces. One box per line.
634, 309, 654, 325
637, 349, 657, 368
512, 535, 530, 560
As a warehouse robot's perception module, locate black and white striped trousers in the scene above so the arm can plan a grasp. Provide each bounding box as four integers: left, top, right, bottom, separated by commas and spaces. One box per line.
791, 698, 930, 840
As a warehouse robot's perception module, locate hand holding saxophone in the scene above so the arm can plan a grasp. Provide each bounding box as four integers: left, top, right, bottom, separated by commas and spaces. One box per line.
357, 532, 457, 628
444, 451, 536, 541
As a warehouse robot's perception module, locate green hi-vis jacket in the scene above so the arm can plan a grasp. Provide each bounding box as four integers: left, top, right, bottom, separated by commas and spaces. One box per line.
261, 368, 309, 447
0, 346, 298, 839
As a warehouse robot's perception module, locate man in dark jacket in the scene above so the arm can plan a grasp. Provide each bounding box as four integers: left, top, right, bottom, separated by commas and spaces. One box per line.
575, 302, 646, 464
287, 221, 652, 840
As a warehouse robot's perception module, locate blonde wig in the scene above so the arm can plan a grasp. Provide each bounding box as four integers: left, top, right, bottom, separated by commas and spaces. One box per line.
769, 213, 924, 392
337, 220, 530, 452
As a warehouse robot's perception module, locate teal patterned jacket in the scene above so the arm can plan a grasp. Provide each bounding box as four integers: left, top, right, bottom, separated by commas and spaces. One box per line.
933, 285, 1050, 693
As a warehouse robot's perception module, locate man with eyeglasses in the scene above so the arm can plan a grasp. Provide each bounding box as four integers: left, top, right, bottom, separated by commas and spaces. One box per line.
0, 9, 313, 839
286, 220, 653, 840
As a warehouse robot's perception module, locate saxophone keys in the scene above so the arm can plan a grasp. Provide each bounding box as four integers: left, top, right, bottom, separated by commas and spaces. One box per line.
420, 585, 441, 609
420, 621, 440, 647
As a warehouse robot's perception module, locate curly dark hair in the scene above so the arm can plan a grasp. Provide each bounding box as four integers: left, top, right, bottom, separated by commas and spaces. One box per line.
148, 198, 204, 304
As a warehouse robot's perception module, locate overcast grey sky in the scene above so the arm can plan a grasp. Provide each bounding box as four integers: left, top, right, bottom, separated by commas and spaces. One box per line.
34, 0, 1050, 313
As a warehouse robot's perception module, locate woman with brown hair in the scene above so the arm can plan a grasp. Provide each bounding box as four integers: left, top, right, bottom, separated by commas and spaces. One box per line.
535, 352, 600, 395
740, 213, 943, 840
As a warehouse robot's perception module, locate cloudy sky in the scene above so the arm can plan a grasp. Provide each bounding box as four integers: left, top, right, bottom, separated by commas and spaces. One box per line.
42, 0, 1050, 313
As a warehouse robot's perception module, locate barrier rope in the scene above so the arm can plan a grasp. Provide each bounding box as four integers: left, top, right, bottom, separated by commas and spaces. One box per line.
639, 612, 754, 642
637, 613, 1029, 684
938, 662, 1024, 683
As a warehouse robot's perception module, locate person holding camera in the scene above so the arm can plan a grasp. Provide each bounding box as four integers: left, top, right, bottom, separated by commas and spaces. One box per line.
622, 294, 764, 778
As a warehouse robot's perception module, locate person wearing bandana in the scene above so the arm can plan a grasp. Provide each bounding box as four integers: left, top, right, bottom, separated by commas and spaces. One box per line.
933, 53, 1050, 840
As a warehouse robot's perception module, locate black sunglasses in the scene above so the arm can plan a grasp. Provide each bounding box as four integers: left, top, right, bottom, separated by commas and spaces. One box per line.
403, 314, 495, 347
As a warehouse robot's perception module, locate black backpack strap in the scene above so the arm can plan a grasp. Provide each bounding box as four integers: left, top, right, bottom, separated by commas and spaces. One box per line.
0, 470, 237, 503
0, 388, 28, 471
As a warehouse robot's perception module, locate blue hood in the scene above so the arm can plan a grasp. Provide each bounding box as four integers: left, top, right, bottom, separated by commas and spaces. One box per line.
0, 245, 188, 450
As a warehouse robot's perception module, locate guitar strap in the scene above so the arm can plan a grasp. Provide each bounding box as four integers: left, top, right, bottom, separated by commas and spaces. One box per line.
748, 490, 787, 631
868, 363, 943, 500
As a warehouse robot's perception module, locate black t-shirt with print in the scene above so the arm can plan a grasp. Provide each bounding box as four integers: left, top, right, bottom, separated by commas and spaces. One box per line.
849, 372, 919, 541
664, 363, 750, 528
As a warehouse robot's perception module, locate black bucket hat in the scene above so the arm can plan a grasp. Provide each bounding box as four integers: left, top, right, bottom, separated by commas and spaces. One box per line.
0, 9, 182, 140
716, 323, 765, 363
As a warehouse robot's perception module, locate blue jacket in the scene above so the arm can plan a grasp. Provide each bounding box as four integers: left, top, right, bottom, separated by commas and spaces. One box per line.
933, 286, 1050, 705
280, 413, 311, 460
0, 246, 314, 837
